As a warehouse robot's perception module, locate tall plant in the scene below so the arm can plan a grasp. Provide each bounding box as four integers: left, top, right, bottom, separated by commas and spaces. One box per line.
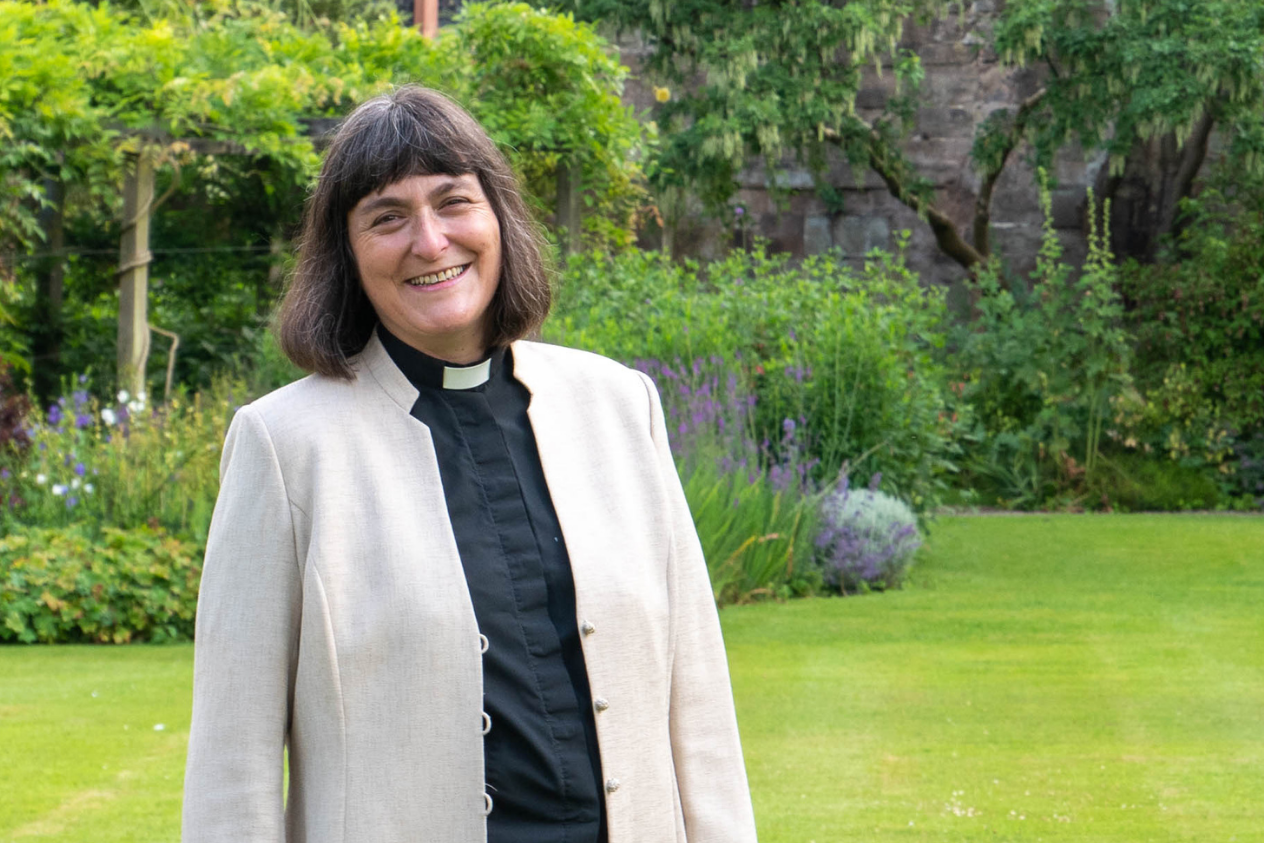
953, 177, 1132, 506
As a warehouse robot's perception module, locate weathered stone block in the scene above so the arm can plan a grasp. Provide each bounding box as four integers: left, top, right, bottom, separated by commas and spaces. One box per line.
832, 215, 891, 257
804, 215, 833, 255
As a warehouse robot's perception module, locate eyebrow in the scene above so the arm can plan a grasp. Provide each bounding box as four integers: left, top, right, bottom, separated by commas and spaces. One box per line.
352, 177, 474, 218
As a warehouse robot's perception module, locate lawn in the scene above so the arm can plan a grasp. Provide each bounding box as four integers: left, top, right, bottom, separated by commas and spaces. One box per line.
1, 514, 1261, 841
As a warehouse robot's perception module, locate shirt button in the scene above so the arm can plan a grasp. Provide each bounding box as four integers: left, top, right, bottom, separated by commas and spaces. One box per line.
581, 620, 596, 636
593, 697, 609, 712
605, 778, 620, 794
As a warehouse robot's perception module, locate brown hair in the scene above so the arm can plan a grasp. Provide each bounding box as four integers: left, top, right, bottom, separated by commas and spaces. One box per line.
276, 86, 551, 378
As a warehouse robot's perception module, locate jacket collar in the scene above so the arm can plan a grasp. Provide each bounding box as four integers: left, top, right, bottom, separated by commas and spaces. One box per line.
357, 330, 551, 412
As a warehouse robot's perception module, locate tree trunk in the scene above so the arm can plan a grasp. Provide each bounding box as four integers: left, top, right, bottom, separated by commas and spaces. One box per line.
1093, 117, 1214, 263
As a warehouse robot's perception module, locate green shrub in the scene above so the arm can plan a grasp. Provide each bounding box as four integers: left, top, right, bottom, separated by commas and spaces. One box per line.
0, 525, 201, 644
546, 241, 959, 511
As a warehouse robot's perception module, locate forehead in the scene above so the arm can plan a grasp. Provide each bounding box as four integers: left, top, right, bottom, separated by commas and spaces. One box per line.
351, 172, 483, 211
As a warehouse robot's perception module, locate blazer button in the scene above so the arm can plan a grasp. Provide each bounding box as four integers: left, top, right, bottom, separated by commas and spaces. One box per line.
478, 634, 489, 654
593, 697, 609, 712
483, 792, 494, 815
605, 778, 620, 793
581, 620, 596, 635
481, 711, 492, 735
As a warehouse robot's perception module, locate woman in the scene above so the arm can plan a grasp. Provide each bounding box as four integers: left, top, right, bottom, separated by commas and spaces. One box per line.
182, 86, 757, 843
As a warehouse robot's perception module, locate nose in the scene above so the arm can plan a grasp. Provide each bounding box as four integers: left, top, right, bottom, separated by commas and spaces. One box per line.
410, 211, 449, 261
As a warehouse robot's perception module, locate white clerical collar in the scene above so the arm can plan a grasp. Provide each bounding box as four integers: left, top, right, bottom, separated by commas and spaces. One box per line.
442, 358, 492, 390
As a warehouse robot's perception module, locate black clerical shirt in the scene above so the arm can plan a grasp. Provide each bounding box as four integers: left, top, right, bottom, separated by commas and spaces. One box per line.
378, 326, 606, 843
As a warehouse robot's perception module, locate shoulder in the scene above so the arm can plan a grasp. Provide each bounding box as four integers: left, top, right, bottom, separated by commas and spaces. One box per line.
513, 340, 653, 402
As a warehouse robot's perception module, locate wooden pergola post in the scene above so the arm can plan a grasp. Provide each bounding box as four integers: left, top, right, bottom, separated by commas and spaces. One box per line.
415, 0, 438, 37
117, 150, 154, 397
556, 159, 582, 257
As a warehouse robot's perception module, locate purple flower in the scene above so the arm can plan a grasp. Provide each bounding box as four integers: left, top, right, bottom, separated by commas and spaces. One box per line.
75, 413, 92, 429
65, 496, 78, 509
74, 462, 86, 477
868, 472, 882, 491
735, 206, 745, 217
0, 468, 9, 480
47, 405, 63, 426
77, 374, 88, 385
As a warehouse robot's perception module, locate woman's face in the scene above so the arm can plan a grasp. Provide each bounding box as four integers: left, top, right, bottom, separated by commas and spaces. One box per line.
347, 172, 502, 363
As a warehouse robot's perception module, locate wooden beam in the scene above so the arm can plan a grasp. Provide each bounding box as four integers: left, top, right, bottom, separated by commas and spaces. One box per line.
117, 151, 154, 397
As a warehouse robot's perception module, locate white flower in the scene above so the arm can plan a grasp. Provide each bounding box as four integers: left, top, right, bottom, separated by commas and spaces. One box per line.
84, 483, 94, 494
127, 398, 145, 414
52, 484, 67, 496
35, 473, 47, 485
153, 723, 165, 731
101, 408, 117, 426
117, 390, 130, 404
71, 478, 81, 490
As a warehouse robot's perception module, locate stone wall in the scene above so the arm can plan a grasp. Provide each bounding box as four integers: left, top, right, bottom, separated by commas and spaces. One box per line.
616, 3, 1098, 294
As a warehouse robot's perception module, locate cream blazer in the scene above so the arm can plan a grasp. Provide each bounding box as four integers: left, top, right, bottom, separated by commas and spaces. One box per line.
182, 334, 758, 843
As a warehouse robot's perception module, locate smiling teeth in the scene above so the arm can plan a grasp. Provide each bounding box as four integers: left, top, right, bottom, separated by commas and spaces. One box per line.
407, 265, 468, 287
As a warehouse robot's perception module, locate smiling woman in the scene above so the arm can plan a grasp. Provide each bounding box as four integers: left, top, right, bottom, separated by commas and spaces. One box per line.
347, 173, 502, 364
181, 86, 758, 843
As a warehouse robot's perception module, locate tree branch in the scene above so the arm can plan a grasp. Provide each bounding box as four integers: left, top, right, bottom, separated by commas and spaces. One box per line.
973, 88, 1046, 257
822, 123, 985, 272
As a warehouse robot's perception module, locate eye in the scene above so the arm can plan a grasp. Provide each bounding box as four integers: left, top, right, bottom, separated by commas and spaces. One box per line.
372, 212, 403, 227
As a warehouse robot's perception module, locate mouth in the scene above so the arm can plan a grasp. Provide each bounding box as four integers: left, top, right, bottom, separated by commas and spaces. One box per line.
406, 264, 469, 287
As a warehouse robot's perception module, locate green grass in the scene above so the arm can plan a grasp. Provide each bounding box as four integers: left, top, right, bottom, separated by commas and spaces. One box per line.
1, 515, 1261, 841
728, 514, 1264, 841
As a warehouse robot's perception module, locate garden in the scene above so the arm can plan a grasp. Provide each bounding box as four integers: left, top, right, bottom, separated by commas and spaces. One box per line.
2, 0, 1263, 839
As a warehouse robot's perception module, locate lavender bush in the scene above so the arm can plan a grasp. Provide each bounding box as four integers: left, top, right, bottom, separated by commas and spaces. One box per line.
816, 475, 922, 592
635, 356, 824, 604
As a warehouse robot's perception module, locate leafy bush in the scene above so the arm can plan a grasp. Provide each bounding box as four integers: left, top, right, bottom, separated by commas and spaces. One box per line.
0, 525, 201, 643
547, 241, 959, 511
814, 477, 922, 592
952, 182, 1132, 508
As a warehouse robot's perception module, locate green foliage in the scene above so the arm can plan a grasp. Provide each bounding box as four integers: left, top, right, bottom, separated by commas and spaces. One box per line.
0, 524, 201, 644
546, 242, 959, 510
684, 462, 822, 606
992, 0, 1264, 176
953, 180, 1131, 507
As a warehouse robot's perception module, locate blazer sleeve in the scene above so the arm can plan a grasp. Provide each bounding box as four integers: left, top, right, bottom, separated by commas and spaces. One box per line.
636, 372, 760, 843
183, 404, 301, 843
